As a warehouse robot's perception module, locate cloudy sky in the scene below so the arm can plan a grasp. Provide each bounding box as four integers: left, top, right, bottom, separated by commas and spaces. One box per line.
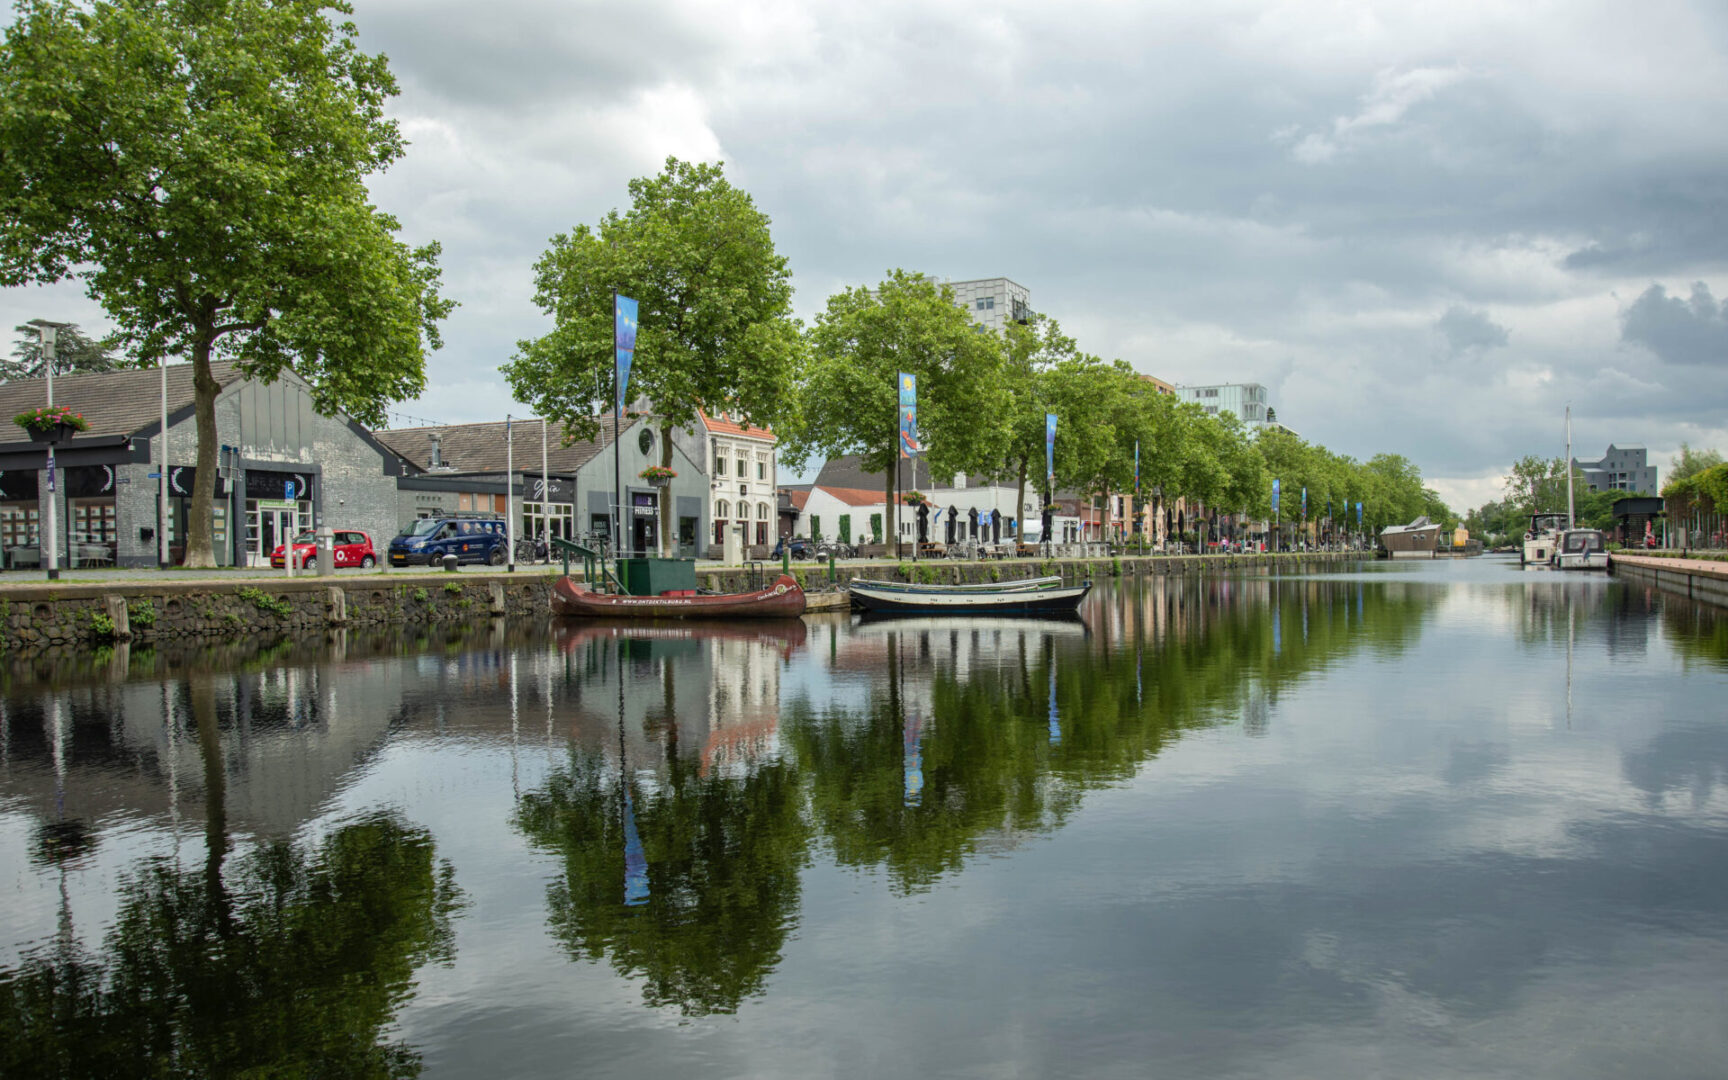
6, 0, 1728, 509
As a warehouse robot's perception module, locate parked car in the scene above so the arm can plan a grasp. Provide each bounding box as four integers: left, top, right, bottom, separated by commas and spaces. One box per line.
771, 536, 814, 560
387, 517, 508, 567
270, 530, 376, 569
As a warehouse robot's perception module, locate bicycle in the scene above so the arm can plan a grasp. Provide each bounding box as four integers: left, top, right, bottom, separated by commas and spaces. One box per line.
514, 536, 549, 564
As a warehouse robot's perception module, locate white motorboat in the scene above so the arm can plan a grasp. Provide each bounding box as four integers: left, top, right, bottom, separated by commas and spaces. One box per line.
1552, 528, 1609, 570
1521, 512, 1566, 566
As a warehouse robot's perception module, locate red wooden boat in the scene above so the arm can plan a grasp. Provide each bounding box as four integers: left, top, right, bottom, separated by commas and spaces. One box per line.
551, 573, 807, 619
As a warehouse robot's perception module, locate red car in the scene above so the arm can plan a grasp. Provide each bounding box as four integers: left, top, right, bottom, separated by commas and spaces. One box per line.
270, 530, 376, 569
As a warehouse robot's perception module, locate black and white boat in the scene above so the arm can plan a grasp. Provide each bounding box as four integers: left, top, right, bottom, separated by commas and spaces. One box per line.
848, 578, 1091, 616
846, 575, 1062, 594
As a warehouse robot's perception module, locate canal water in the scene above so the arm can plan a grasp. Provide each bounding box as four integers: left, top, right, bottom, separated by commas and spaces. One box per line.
3, 558, 1726, 1078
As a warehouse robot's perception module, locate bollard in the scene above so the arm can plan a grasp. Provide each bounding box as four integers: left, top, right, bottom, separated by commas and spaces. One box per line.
442, 553, 459, 572
315, 526, 335, 576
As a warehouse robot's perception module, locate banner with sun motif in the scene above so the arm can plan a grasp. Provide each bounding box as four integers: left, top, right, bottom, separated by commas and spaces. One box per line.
898, 371, 918, 458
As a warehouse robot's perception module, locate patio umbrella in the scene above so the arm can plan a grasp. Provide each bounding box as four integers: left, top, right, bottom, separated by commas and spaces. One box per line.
945, 509, 957, 545
992, 512, 1002, 544
916, 503, 929, 545
969, 507, 979, 538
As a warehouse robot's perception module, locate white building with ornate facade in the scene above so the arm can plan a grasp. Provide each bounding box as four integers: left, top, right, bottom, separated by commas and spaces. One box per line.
671, 410, 778, 556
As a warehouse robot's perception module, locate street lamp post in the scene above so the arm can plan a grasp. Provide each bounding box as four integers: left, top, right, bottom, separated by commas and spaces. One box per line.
17, 320, 74, 580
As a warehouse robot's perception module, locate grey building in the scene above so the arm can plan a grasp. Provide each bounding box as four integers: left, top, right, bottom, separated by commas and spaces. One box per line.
946, 276, 1033, 332
1573, 444, 1657, 495
1175, 382, 1285, 431
0, 362, 406, 568
375, 414, 709, 558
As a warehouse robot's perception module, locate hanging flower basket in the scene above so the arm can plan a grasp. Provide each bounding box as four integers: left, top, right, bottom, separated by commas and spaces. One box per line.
14, 405, 88, 443
640, 465, 677, 487
901, 490, 929, 507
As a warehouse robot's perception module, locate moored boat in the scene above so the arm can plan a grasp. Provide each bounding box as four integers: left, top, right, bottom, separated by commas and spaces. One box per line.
1521, 512, 1566, 566
849, 578, 1090, 616
552, 573, 807, 619
1551, 528, 1609, 570
847, 575, 1062, 594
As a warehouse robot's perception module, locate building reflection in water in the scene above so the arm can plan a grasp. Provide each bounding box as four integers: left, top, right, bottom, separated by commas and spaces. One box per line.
0, 575, 1445, 1036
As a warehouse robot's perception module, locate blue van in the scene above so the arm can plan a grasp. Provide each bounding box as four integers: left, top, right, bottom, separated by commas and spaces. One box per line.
388, 516, 508, 567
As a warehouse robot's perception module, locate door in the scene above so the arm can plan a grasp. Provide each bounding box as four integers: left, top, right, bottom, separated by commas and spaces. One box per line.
633, 515, 656, 556
260, 507, 299, 564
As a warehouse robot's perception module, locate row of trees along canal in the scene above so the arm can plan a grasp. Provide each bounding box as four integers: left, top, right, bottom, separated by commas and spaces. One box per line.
0, 2, 1448, 566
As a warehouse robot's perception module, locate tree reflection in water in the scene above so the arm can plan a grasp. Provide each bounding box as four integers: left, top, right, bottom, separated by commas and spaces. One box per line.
0, 675, 464, 1080
516, 578, 1440, 1016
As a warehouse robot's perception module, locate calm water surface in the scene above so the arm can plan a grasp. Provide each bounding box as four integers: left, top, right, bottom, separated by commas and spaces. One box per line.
3, 558, 1727, 1078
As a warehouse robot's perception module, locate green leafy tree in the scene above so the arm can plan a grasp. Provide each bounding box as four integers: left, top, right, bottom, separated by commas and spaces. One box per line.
1666, 443, 1723, 488
783, 271, 1008, 552
505, 157, 804, 556
0, 0, 452, 567
998, 314, 1082, 536
3, 322, 118, 381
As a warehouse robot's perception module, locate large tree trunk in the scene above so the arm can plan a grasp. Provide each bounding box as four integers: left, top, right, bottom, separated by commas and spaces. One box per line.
1014, 457, 1027, 540
660, 436, 675, 557
183, 329, 221, 568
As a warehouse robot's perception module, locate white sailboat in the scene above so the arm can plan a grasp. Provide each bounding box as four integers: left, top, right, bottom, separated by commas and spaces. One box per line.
1552, 405, 1609, 570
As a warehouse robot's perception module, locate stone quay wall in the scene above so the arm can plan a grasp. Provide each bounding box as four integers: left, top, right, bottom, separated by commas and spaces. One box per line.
0, 552, 1367, 651
1609, 554, 1728, 610
0, 571, 557, 651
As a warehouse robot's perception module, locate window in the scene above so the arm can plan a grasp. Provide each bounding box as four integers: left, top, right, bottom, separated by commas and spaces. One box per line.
638, 427, 655, 455
716, 456, 727, 476
757, 461, 766, 480
717, 499, 730, 518
736, 458, 747, 478
758, 501, 771, 520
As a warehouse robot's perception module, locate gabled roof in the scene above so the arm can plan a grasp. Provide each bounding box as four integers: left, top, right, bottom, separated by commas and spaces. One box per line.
375, 415, 640, 475
0, 361, 245, 438
814, 485, 885, 507
780, 487, 811, 511
699, 410, 775, 442
813, 454, 920, 492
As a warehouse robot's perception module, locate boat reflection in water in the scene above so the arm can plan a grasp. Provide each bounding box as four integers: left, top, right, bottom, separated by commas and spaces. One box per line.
27, 567, 1722, 1076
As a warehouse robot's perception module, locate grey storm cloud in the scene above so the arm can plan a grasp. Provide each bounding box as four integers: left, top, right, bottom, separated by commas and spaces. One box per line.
1435, 306, 1509, 356
1621, 282, 1728, 367
7, 0, 1728, 510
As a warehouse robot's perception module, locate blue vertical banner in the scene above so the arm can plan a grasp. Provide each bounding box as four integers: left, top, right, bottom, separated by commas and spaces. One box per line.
1045, 413, 1058, 485
903, 710, 924, 807
1301, 487, 1307, 519
1356, 501, 1363, 526
1272, 478, 1281, 515
614, 294, 638, 414
622, 784, 649, 906
898, 371, 918, 458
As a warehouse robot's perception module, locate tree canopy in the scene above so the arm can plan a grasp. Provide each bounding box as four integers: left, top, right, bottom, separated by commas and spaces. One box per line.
505, 156, 804, 555
0, 0, 451, 565
782, 270, 1009, 547
3, 321, 118, 381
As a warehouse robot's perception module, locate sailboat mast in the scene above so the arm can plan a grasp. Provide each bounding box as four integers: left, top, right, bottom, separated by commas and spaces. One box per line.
1565, 405, 1575, 529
